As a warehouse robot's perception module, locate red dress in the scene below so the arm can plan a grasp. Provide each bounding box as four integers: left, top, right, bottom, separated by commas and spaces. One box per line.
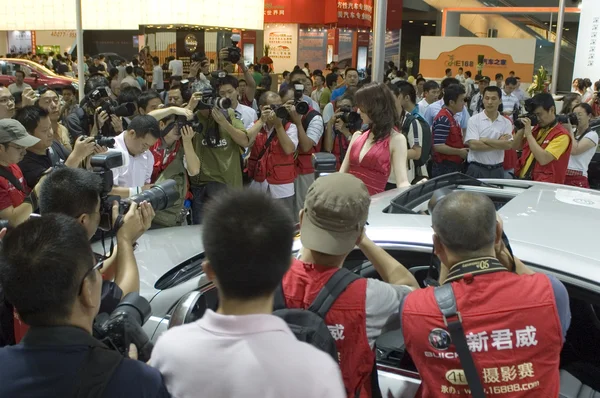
348, 130, 392, 195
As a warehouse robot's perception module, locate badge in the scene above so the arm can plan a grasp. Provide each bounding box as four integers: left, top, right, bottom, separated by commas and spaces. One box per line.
429, 328, 452, 350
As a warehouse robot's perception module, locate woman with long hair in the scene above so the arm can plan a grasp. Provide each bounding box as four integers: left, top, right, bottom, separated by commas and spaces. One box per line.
560, 93, 581, 115
340, 82, 410, 195
565, 103, 599, 188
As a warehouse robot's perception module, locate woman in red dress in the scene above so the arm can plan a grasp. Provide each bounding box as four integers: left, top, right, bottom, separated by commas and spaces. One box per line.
340, 82, 410, 195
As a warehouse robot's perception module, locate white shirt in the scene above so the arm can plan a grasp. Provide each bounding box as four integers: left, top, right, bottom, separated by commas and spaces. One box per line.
455, 73, 466, 85
311, 88, 324, 112
7, 82, 31, 94
120, 75, 141, 90
249, 123, 298, 198
417, 98, 432, 117
304, 113, 324, 146
464, 111, 513, 165
567, 130, 599, 176
152, 65, 164, 90
168, 59, 183, 77
322, 102, 335, 124
465, 78, 475, 97
112, 133, 155, 188
235, 103, 258, 130
150, 310, 346, 398
502, 90, 520, 117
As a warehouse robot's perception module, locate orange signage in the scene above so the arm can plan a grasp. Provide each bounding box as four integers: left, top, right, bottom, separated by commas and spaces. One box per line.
420, 45, 534, 82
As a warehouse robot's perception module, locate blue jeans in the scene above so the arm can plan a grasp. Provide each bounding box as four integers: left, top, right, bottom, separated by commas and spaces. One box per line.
190, 182, 227, 225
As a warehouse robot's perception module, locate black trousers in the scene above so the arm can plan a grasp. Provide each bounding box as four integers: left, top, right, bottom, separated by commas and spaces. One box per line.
466, 162, 505, 179
432, 161, 465, 177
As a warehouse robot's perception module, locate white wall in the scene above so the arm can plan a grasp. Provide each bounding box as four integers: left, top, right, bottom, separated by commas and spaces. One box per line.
0, 0, 264, 30
572, 0, 600, 83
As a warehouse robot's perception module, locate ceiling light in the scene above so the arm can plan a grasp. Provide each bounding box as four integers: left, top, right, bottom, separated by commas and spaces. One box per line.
565, 28, 570, 31
432, 23, 436, 26
409, 20, 414, 23
424, 22, 429, 25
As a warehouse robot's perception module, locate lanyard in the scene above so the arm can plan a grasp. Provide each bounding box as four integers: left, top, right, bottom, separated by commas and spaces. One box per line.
444, 257, 508, 284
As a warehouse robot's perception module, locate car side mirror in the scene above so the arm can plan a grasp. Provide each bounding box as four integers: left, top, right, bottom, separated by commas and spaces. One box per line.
168, 291, 203, 329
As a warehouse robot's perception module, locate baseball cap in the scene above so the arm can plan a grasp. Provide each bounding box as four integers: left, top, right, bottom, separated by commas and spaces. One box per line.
0, 119, 40, 147
300, 173, 370, 256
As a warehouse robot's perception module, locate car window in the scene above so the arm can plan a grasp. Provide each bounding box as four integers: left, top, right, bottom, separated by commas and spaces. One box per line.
0, 62, 32, 77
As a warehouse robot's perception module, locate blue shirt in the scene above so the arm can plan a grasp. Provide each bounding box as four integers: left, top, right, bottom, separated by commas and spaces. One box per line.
424, 99, 470, 129
0, 326, 170, 398
330, 86, 347, 102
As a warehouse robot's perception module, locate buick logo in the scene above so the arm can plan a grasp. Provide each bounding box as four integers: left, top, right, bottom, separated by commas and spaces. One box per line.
429, 328, 452, 350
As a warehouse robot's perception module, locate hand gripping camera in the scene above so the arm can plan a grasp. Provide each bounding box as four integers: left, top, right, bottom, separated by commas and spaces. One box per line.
225, 34, 242, 64
514, 98, 539, 130
276, 84, 309, 119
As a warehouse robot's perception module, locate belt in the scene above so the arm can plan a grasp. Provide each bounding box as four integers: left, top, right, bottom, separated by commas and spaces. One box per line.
470, 161, 503, 170
566, 169, 584, 177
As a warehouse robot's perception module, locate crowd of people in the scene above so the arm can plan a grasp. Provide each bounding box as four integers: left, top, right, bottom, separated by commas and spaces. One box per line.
0, 46, 590, 397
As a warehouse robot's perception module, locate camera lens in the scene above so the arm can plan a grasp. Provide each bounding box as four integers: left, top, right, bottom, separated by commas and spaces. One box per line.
215, 97, 232, 109
129, 180, 180, 212
275, 106, 289, 119
95, 136, 116, 148
295, 101, 309, 115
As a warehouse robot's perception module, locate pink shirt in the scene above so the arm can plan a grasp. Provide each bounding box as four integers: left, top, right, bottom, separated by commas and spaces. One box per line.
150, 310, 346, 398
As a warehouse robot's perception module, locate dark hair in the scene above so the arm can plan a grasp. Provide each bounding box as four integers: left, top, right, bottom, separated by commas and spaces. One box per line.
118, 86, 142, 105
423, 80, 440, 93
62, 85, 77, 95
289, 69, 307, 82
128, 115, 161, 138
443, 84, 466, 106
432, 191, 497, 256
509, 70, 515, 75
325, 73, 338, 89
583, 78, 592, 89
169, 75, 182, 85
282, 71, 290, 78
441, 77, 460, 91
394, 81, 417, 104
445, 68, 452, 75
109, 68, 119, 80
313, 69, 323, 77
15, 70, 25, 78
152, 56, 159, 64
314, 74, 324, 83
483, 86, 502, 98
219, 75, 239, 89
595, 81, 600, 92
465, 71, 472, 78
345, 68, 358, 76
261, 64, 269, 73
40, 167, 103, 218
137, 90, 161, 112
573, 102, 593, 116
576, 79, 586, 91
458, 67, 463, 71
355, 82, 399, 141
530, 93, 556, 112
505, 77, 518, 86
495, 73, 504, 80
561, 93, 582, 114
0, 214, 95, 326
416, 77, 426, 85
202, 189, 294, 300
83, 75, 110, 96
126, 66, 134, 75
15, 106, 49, 134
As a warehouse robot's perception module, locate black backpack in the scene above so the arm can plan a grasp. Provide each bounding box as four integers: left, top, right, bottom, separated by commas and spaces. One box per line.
402, 112, 432, 167
273, 268, 360, 361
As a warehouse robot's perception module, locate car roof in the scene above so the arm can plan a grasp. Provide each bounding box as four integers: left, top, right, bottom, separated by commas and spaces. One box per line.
368, 179, 600, 283
0, 58, 77, 82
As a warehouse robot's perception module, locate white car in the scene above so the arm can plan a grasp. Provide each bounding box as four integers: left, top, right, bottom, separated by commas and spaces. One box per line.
97, 174, 600, 397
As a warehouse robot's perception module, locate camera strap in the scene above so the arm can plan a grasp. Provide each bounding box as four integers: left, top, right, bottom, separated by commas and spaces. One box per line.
256, 130, 278, 162
434, 284, 487, 398
0, 166, 25, 193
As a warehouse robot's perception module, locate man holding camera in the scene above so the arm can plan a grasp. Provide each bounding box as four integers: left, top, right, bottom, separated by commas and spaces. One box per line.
401, 191, 569, 397
0, 119, 44, 227
0, 215, 169, 397
514, 93, 572, 184
464, 86, 514, 179
279, 82, 324, 221
247, 91, 298, 214
217, 75, 257, 129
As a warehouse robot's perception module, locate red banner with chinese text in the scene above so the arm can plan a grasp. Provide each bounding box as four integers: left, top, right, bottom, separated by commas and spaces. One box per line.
336, 0, 373, 28
264, 0, 376, 28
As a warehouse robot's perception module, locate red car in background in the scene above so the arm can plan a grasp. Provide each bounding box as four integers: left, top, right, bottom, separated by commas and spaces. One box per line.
0, 58, 78, 92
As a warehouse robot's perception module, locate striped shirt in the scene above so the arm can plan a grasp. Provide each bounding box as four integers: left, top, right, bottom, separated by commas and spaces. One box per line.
502, 91, 520, 119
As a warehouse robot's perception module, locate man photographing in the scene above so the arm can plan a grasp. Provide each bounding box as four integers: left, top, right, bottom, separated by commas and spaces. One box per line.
0, 215, 169, 397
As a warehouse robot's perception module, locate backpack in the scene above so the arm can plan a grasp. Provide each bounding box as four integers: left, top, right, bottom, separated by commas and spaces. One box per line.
273, 268, 360, 361
402, 112, 432, 167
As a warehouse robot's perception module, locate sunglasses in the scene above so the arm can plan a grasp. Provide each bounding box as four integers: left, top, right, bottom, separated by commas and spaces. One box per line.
78, 261, 104, 295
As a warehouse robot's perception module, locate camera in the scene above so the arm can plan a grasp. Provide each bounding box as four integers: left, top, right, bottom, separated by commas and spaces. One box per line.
312, 153, 337, 180
557, 112, 579, 125
88, 86, 112, 103
191, 52, 205, 63
100, 100, 137, 118
337, 105, 362, 131
194, 89, 232, 111
93, 292, 154, 362
276, 84, 309, 119
81, 134, 116, 149
514, 98, 539, 130
90, 152, 180, 231
225, 34, 242, 64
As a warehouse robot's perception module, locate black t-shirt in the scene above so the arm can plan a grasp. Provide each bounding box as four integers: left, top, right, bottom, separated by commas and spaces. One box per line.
89, 64, 106, 75
18, 141, 71, 188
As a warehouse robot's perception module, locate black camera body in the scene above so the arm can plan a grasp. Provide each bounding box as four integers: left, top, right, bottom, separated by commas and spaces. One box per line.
337, 105, 362, 131
557, 112, 579, 125
88, 87, 112, 103
101, 100, 137, 118
514, 98, 539, 130
275, 84, 309, 119
195, 89, 232, 111
93, 292, 154, 362
225, 34, 242, 64
90, 152, 180, 231
81, 134, 116, 149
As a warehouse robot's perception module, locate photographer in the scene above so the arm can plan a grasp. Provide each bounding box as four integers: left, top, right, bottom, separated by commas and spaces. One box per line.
401, 191, 569, 397
247, 91, 298, 213
0, 215, 169, 397
279, 82, 324, 219
110, 115, 161, 199
137, 90, 163, 116
187, 90, 249, 224
187, 55, 213, 93
218, 47, 256, 109
514, 93, 572, 183
0, 119, 44, 227
217, 75, 257, 129
16, 106, 97, 187
323, 92, 356, 170
149, 112, 200, 227
37, 88, 72, 150
564, 103, 599, 188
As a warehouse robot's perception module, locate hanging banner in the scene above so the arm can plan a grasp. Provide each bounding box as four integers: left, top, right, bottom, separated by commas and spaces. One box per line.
337, 0, 373, 28
298, 30, 327, 71
264, 24, 298, 72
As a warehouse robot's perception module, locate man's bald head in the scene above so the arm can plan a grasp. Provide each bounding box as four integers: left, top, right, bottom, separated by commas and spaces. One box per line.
432, 191, 497, 256
259, 91, 280, 107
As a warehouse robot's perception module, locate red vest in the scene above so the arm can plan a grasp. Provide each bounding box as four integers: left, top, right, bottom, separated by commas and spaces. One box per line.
247, 122, 297, 185
402, 268, 563, 398
295, 109, 323, 175
0, 164, 28, 210
281, 259, 374, 398
150, 140, 182, 183
515, 123, 572, 184
432, 108, 464, 165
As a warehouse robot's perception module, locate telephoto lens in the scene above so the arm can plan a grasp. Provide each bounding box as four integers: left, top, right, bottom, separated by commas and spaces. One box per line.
121, 179, 180, 214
